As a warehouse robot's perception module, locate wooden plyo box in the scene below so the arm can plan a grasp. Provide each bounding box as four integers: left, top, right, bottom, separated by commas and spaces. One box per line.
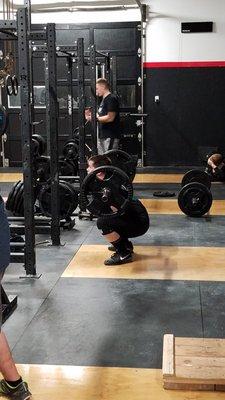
162, 334, 225, 391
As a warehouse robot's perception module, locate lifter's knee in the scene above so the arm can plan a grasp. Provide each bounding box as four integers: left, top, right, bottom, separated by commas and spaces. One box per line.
97, 217, 114, 235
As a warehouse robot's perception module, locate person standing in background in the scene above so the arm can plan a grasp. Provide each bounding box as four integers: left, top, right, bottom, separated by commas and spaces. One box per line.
95, 78, 120, 154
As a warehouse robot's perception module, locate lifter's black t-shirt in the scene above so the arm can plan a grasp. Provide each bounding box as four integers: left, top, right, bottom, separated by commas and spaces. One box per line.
98, 93, 120, 139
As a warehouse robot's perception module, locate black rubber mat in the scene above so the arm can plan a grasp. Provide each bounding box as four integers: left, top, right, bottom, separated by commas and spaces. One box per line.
12, 278, 202, 368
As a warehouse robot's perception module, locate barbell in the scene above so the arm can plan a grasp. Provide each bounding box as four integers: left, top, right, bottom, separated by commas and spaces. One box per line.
178, 169, 213, 217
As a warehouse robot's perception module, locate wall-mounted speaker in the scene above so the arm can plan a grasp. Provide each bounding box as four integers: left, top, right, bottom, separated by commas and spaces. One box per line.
181, 22, 213, 33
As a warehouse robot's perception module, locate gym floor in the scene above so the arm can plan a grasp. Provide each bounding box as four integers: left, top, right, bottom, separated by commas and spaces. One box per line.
1, 170, 225, 399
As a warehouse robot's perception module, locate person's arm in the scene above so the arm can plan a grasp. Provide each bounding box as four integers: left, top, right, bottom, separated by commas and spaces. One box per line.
97, 111, 116, 123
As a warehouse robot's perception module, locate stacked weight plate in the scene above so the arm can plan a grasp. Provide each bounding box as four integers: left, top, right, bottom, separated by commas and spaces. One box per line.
178, 169, 213, 217
6, 181, 24, 216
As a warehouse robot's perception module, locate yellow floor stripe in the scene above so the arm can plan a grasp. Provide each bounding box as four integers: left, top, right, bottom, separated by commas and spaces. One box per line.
141, 198, 225, 215
62, 245, 225, 281
0, 172, 180, 184
134, 174, 183, 183
14, 364, 224, 400
0, 173, 22, 182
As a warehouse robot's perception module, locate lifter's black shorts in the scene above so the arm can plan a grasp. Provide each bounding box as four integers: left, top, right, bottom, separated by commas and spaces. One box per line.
97, 199, 150, 238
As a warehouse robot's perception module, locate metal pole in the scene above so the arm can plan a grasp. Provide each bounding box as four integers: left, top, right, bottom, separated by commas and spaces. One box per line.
89, 44, 97, 154
17, 7, 36, 275
77, 38, 86, 199
23, 0, 31, 26
24, 0, 35, 135
140, 4, 147, 166
67, 56, 74, 139
110, 55, 117, 94
45, 23, 60, 245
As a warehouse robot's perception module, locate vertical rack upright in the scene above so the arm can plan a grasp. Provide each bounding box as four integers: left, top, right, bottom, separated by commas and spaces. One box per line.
89, 44, 97, 154
67, 55, 74, 139
45, 24, 60, 245
17, 7, 36, 275
77, 38, 86, 189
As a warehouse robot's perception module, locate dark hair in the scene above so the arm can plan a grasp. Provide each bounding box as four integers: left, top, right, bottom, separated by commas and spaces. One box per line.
96, 78, 110, 90
88, 155, 112, 168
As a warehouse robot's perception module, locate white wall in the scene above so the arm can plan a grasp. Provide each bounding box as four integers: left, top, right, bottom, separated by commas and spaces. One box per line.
30, 0, 225, 62
145, 0, 225, 62
31, 8, 141, 24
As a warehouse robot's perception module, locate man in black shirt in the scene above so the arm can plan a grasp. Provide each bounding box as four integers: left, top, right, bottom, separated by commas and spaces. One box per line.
96, 78, 120, 154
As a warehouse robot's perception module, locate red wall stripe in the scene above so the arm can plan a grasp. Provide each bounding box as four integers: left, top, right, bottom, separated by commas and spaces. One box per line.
144, 61, 225, 68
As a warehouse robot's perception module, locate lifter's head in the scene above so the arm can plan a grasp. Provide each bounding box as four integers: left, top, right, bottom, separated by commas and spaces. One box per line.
87, 155, 112, 175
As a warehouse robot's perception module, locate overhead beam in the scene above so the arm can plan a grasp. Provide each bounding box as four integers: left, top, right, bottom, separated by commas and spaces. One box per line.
12, 0, 138, 9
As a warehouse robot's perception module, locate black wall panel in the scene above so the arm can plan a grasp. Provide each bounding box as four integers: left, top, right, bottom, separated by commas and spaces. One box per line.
144, 67, 225, 166
33, 57, 45, 83
94, 28, 136, 51
116, 55, 137, 80
56, 29, 90, 49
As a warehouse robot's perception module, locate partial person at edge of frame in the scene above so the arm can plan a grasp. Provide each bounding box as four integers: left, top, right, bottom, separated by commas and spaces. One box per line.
0, 195, 31, 400
206, 152, 225, 181
85, 78, 120, 155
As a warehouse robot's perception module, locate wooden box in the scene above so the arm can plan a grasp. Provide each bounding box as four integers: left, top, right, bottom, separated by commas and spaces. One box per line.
162, 334, 225, 391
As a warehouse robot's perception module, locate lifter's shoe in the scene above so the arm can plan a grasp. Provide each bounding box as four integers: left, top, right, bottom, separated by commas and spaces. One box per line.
104, 251, 132, 266
0, 380, 32, 399
108, 241, 134, 253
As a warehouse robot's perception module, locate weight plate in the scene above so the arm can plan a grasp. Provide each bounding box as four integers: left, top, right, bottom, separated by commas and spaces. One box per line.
104, 149, 138, 182
13, 181, 23, 216
58, 157, 78, 176
6, 181, 21, 212
32, 134, 46, 156
34, 156, 50, 183
80, 165, 133, 217
178, 182, 212, 217
181, 169, 211, 189
32, 137, 40, 157
63, 139, 79, 160
38, 180, 79, 219
9, 180, 23, 214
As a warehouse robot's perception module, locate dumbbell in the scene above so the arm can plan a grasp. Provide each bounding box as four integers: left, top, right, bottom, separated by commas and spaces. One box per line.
178, 169, 213, 217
